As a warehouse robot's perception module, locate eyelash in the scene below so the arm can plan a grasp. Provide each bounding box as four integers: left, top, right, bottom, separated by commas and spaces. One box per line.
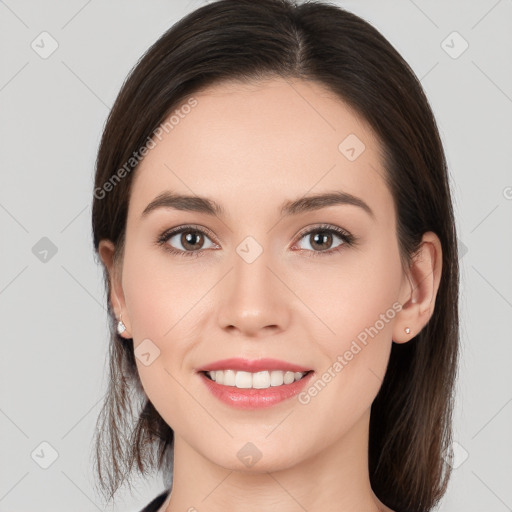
155, 223, 357, 259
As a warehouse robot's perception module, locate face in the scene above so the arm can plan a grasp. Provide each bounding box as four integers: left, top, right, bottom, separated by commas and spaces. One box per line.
103, 77, 413, 472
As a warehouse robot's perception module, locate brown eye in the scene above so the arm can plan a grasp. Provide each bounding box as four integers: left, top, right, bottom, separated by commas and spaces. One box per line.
158, 226, 217, 257
180, 231, 205, 251
308, 231, 336, 251
167, 229, 215, 252
295, 227, 349, 253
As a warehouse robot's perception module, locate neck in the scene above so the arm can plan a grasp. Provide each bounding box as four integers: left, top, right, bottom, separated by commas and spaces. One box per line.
164, 408, 389, 512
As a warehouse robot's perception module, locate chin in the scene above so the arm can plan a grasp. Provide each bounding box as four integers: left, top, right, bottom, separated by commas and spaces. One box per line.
197, 438, 306, 474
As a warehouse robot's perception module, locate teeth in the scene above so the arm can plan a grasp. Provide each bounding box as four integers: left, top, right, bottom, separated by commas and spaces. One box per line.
206, 369, 308, 389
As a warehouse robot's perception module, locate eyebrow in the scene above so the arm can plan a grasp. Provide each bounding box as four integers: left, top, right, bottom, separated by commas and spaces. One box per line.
141, 190, 375, 220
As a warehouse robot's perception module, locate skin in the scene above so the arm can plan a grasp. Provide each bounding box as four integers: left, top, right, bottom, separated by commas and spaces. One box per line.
99, 77, 442, 512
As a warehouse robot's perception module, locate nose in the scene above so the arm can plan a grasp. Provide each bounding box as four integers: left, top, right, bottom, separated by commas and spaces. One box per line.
216, 247, 291, 338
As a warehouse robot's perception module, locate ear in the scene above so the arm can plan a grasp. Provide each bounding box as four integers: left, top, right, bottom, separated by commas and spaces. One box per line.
98, 239, 132, 338
393, 231, 443, 343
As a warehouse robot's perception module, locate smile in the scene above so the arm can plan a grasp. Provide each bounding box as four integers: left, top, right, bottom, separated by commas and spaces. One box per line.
204, 369, 310, 389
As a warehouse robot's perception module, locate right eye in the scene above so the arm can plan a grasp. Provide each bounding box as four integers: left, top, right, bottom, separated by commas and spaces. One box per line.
156, 225, 218, 258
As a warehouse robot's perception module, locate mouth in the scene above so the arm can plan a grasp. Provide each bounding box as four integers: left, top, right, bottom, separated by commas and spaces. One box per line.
198, 368, 315, 409
195, 357, 315, 408
201, 369, 314, 390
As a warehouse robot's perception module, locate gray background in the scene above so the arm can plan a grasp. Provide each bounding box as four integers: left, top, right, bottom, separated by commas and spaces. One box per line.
1, 0, 511, 510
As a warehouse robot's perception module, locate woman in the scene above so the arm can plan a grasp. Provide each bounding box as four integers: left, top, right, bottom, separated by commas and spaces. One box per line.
91, 1, 460, 511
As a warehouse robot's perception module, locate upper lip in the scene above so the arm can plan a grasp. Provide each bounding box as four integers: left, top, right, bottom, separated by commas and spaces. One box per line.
196, 358, 312, 373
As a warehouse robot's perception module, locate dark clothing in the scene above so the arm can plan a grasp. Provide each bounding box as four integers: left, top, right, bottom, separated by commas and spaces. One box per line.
139, 489, 171, 512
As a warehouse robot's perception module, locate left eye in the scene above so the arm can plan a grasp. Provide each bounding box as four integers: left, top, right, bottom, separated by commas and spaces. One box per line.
294, 226, 352, 254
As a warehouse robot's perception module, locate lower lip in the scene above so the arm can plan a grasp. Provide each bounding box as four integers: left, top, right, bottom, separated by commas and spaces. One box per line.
198, 371, 315, 409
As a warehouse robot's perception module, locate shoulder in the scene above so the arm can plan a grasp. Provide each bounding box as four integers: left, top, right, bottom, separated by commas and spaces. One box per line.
139, 489, 171, 512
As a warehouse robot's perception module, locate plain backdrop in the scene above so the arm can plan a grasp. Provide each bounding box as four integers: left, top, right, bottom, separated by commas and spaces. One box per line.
1, 0, 511, 510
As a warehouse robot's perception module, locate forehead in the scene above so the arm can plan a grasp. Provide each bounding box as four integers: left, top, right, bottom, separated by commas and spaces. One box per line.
129, 77, 392, 224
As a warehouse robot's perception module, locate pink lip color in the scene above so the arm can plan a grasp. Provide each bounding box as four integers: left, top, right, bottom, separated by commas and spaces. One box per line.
196, 357, 311, 373
198, 370, 315, 409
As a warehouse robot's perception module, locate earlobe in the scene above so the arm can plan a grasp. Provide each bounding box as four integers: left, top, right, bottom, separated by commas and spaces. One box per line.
393, 231, 443, 344
98, 239, 132, 338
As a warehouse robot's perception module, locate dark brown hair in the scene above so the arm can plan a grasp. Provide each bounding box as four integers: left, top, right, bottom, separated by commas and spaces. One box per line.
91, 1, 460, 511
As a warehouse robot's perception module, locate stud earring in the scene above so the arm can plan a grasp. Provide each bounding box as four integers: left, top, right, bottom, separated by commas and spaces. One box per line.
404, 327, 411, 334
117, 320, 126, 335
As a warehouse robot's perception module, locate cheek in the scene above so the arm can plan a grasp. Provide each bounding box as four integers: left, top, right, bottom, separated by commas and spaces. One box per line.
123, 246, 210, 341
122, 248, 207, 429
122, 248, 213, 413
291, 248, 402, 348
291, 254, 401, 444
